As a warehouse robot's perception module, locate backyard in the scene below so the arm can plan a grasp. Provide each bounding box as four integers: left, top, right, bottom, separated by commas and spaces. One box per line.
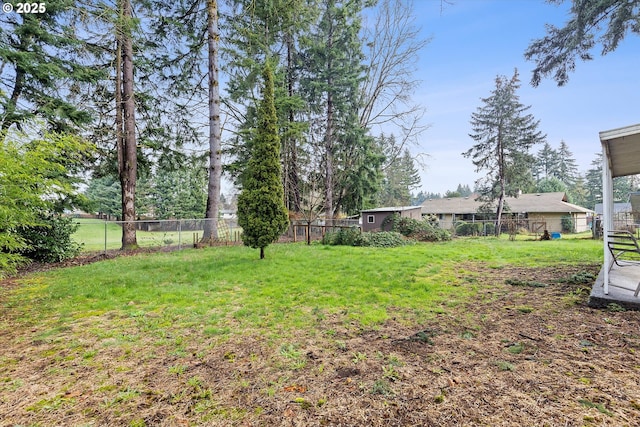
1, 237, 639, 426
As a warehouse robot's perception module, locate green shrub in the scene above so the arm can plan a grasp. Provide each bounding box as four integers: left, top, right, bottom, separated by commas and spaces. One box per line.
322, 229, 408, 248
362, 232, 409, 248
382, 214, 451, 242
17, 215, 82, 262
484, 223, 495, 236
561, 216, 574, 233
334, 227, 364, 246
455, 221, 481, 236
321, 231, 338, 245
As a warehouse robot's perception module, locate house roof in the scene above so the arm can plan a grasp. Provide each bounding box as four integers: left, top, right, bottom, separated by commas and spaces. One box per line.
421, 192, 593, 215
361, 206, 421, 214
594, 203, 632, 215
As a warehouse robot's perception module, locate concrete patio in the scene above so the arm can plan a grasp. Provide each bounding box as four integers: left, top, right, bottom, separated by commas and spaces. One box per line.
589, 264, 640, 310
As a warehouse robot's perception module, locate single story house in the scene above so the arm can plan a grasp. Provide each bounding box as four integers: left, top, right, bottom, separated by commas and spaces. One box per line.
361, 206, 422, 232
421, 192, 593, 233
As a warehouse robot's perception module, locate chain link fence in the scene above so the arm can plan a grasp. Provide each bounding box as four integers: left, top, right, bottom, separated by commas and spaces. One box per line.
72, 217, 362, 253
72, 218, 242, 253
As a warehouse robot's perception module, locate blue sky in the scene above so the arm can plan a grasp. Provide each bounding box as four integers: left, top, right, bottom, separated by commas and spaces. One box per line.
409, 0, 640, 195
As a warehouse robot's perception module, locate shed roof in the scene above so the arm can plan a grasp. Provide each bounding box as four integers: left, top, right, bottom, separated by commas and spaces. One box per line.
594, 203, 632, 215
361, 206, 421, 213
421, 192, 593, 215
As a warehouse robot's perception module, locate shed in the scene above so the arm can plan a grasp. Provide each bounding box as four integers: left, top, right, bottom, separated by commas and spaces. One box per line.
361, 206, 422, 232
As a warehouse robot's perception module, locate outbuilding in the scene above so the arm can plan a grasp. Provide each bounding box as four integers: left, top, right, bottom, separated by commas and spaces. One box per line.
360, 206, 422, 232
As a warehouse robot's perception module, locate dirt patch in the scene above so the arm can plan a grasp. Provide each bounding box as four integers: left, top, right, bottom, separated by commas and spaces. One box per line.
2, 262, 640, 426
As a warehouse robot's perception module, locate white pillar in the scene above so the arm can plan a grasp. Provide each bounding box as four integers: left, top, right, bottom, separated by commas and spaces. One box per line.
602, 141, 614, 295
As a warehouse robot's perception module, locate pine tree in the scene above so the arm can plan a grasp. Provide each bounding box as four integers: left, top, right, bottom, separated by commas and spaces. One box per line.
237, 63, 289, 259
525, 0, 640, 86
379, 147, 421, 206
584, 153, 603, 210
223, 0, 315, 212
302, 0, 368, 218
533, 142, 560, 181
463, 70, 545, 236
584, 152, 633, 209
536, 176, 567, 194
116, 0, 139, 250
202, 0, 223, 240
556, 140, 579, 187
0, 0, 101, 133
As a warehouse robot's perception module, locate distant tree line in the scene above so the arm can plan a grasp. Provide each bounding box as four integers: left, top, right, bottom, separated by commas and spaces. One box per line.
1, 0, 428, 264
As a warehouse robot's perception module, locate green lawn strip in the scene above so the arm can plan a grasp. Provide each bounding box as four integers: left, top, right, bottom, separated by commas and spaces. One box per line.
2, 238, 602, 334
0, 238, 605, 425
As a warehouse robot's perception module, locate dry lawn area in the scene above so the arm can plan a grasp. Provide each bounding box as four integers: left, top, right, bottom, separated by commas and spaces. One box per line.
1, 261, 640, 426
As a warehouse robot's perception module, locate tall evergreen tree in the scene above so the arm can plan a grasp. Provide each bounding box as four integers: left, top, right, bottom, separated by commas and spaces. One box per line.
223, 0, 314, 212
556, 140, 579, 186
85, 176, 122, 219
302, 0, 368, 218
116, 0, 139, 249
463, 70, 545, 236
455, 184, 472, 197
0, 0, 101, 133
525, 0, 640, 86
536, 176, 568, 194
151, 155, 208, 219
378, 147, 421, 206
584, 153, 603, 210
533, 142, 560, 181
237, 63, 289, 259
568, 175, 588, 208
584, 152, 634, 209
202, 0, 223, 240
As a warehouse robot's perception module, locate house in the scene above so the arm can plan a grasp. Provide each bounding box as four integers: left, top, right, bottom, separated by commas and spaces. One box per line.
421, 192, 593, 233
594, 202, 635, 229
360, 206, 422, 232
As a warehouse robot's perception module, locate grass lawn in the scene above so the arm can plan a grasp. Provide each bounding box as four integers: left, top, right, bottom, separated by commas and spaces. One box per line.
3, 237, 639, 426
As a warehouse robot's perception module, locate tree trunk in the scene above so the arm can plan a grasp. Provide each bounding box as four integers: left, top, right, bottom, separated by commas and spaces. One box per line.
324, 23, 334, 220
286, 33, 301, 212
494, 129, 505, 237
2, 67, 24, 132
495, 188, 505, 237
119, 0, 138, 250
203, 0, 222, 242
260, 247, 265, 259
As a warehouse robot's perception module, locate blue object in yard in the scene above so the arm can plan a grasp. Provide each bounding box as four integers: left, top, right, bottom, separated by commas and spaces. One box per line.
550, 232, 561, 239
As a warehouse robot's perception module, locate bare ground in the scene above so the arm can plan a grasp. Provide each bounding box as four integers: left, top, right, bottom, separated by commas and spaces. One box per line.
2, 262, 640, 426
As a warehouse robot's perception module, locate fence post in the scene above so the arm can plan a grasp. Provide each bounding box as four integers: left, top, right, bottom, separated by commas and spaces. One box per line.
104, 221, 107, 254
178, 220, 182, 250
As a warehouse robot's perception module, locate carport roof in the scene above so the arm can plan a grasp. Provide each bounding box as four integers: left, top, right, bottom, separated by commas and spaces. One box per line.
600, 123, 640, 178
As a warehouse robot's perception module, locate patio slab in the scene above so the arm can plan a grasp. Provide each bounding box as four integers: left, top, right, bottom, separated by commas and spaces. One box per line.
589, 265, 640, 310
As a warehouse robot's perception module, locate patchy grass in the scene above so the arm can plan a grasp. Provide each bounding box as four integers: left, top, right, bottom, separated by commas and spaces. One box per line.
3, 237, 632, 426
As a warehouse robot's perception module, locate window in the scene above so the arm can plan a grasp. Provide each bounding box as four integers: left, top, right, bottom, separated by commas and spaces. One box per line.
367, 215, 375, 224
